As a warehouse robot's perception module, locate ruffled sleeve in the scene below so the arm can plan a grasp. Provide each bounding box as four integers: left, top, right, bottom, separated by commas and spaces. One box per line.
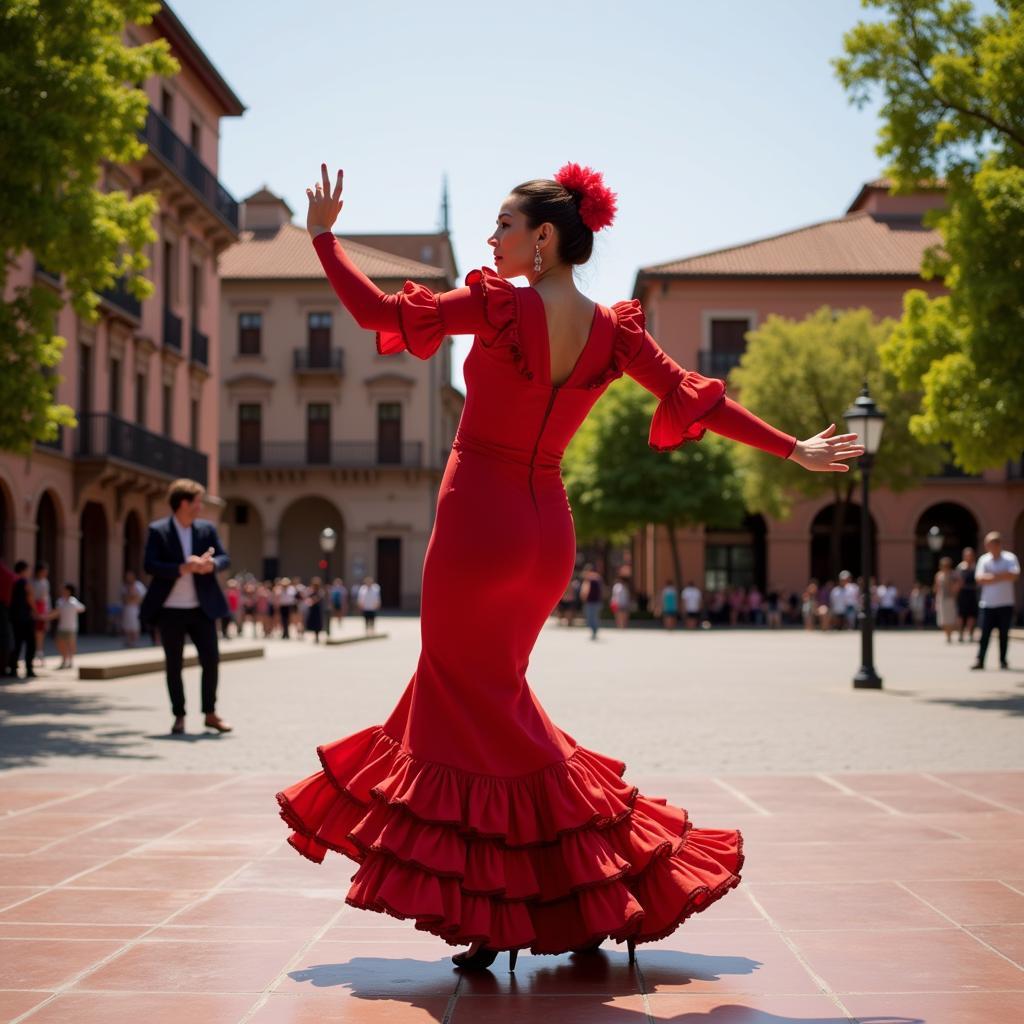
376, 281, 446, 360
464, 267, 534, 380
609, 299, 727, 451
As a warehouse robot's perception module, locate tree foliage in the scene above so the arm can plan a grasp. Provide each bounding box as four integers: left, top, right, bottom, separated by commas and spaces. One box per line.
833, 0, 1024, 471
562, 377, 746, 583
0, 0, 177, 453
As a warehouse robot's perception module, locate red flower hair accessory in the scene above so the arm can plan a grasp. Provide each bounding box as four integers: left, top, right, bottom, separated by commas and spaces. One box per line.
554, 162, 618, 232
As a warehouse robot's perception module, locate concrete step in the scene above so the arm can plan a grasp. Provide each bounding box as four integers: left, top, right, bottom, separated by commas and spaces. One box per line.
75, 643, 265, 680
324, 632, 388, 646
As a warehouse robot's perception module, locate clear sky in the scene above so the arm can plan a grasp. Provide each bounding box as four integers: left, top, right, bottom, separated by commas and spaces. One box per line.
168, 0, 894, 390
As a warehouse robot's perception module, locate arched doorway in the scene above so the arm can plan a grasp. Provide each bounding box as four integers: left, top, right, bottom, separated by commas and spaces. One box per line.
35, 491, 61, 584
810, 502, 878, 583
224, 498, 265, 577
79, 502, 108, 633
704, 513, 767, 591
914, 502, 978, 584
123, 511, 143, 578
278, 496, 344, 581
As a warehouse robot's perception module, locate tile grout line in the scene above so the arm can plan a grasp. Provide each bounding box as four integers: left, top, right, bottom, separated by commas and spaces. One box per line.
710, 778, 772, 816
892, 879, 1024, 974
816, 773, 907, 816
921, 772, 1024, 814
742, 888, 858, 1021
9, 816, 275, 1024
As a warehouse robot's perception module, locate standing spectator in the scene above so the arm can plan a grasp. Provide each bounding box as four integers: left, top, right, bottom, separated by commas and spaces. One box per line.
32, 562, 51, 668
330, 577, 348, 634
48, 583, 85, 669
356, 575, 382, 635
0, 558, 17, 678
278, 577, 297, 638
909, 582, 927, 628
610, 574, 631, 629
557, 577, 576, 626
223, 578, 241, 639
139, 478, 233, 736
801, 580, 819, 631
747, 585, 764, 626
765, 587, 782, 629
841, 571, 860, 630
828, 577, 848, 630
877, 580, 898, 628
681, 580, 702, 629
956, 547, 979, 644
121, 570, 146, 647
579, 564, 604, 640
933, 556, 960, 644
971, 531, 1020, 671
659, 579, 679, 630
7, 561, 36, 679
305, 577, 325, 643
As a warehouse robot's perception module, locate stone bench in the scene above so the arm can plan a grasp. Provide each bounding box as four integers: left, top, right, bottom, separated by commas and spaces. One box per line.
75, 643, 265, 680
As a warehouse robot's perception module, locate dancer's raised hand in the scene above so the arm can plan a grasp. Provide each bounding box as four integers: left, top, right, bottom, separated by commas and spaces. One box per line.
307, 163, 344, 238
788, 423, 865, 472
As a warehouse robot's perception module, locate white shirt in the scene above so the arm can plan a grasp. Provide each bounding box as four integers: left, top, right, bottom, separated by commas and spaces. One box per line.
829, 586, 848, 613
976, 551, 1020, 608
878, 584, 896, 609
358, 583, 381, 611
163, 517, 199, 609
55, 595, 85, 632
843, 581, 860, 610
681, 586, 702, 613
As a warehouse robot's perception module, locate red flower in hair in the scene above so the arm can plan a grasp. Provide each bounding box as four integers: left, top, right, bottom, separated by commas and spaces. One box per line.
554, 162, 618, 232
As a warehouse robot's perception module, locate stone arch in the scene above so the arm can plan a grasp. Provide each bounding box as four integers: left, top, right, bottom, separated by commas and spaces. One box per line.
278, 496, 344, 581
809, 501, 878, 583
34, 489, 63, 585
0, 472, 15, 562
123, 510, 144, 578
913, 502, 979, 585
79, 502, 109, 633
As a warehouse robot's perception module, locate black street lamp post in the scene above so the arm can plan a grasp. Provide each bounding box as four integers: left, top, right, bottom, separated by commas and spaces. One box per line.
843, 381, 886, 690
319, 527, 337, 636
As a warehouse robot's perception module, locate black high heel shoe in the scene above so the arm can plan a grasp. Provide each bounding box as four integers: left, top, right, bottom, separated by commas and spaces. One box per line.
452, 945, 519, 971
628, 937, 636, 964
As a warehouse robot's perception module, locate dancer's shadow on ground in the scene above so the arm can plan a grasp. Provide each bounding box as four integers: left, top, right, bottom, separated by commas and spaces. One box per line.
287, 949, 923, 1022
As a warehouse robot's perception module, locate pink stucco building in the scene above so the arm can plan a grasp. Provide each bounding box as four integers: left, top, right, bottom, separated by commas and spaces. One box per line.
629, 180, 1024, 609
0, 4, 244, 631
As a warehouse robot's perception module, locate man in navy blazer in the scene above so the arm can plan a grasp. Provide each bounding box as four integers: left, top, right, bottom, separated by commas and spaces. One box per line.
141, 478, 233, 735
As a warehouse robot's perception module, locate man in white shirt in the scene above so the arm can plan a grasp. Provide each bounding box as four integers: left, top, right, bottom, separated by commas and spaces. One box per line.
141, 479, 233, 734
681, 581, 702, 629
971, 531, 1020, 671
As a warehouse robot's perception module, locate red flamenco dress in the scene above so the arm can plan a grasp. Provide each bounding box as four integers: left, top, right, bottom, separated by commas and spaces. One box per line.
276, 232, 797, 955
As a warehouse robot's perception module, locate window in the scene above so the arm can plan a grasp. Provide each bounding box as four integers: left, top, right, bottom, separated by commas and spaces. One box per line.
163, 238, 177, 306
190, 119, 201, 155
110, 357, 121, 417
190, 261, 202, 327
162, 383, 173, 437
161, 87, 174, 122
707, 318, 750, 377
307, 312, 332, 367
377, 402, 402, 464
704, 543, 755, 591
78, 343, 92, 414
190, 397, 199, 448
238, 313, 262, 355
306, 403, 331, 463
238, 403, 262, 464
135, 372, 147, 425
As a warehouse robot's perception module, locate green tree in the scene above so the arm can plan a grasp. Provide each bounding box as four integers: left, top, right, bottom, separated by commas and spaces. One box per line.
563, 377, 746, 585
833, 0, 1024, 472
729, 307, 947, 578
0, 0, 177, 453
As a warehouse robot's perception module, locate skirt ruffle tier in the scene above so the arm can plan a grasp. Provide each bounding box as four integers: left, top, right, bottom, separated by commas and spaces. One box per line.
276, 724, 744, 954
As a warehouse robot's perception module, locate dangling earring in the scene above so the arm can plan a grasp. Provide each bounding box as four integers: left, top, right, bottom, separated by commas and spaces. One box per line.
534, 244, 542, 273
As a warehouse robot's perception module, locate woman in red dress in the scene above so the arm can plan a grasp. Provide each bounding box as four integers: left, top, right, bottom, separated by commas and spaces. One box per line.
276, 162, 865, 971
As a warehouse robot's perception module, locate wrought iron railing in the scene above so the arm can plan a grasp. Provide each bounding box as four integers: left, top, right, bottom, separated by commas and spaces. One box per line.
191, 327, 209, 367
293, 347, 345, 372
76, 413, 207, 485
164, 309, 182, 351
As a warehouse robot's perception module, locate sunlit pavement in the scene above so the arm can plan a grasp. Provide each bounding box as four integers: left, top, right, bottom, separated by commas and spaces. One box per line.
1, 620, 1021, 1022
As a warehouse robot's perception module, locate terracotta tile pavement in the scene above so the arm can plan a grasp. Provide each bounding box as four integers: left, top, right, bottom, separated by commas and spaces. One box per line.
0, 769, 1021, 1023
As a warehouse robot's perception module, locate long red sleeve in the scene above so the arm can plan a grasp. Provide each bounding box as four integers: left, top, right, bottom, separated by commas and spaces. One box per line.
703, 396, 797, 460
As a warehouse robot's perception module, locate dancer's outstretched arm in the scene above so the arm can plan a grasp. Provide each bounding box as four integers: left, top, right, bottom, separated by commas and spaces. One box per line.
305, 163, 483, 340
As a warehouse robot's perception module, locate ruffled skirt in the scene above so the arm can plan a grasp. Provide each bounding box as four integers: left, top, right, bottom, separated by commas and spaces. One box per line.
276, 724, 744, 954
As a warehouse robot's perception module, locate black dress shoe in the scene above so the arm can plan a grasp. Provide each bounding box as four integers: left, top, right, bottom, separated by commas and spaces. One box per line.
171, 717, 186, 734
970, 662, 985, 670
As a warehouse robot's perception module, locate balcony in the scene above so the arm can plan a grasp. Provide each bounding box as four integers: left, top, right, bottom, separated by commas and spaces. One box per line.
164, 309, 182, 351
76, 413, 207, 486
293, 347, 345, 374
697, 350, 744, 378
138, 106, 239, 233
99, 276, 142, 322
191, 327, 209, 367
220, 441, 423, 470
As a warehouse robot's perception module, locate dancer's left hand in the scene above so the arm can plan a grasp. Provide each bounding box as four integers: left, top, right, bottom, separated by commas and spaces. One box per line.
307, 163, 344, 238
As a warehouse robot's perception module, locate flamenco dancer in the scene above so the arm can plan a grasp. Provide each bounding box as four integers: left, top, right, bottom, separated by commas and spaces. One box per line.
276, 161, 864, 971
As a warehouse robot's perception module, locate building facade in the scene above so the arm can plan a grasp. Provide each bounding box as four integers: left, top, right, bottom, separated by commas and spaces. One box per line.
0, 4, 244, 632
629, 180, 1024, 606
217, 188, 464, 609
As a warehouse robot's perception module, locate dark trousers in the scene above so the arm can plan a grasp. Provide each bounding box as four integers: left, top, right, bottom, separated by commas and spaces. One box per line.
977, 605, 1013, 666
157, 606, 220, 716
8, 617, 36, 676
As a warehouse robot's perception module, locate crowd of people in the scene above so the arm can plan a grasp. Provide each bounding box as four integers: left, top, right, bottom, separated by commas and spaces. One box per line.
554, 534, 1019, 666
